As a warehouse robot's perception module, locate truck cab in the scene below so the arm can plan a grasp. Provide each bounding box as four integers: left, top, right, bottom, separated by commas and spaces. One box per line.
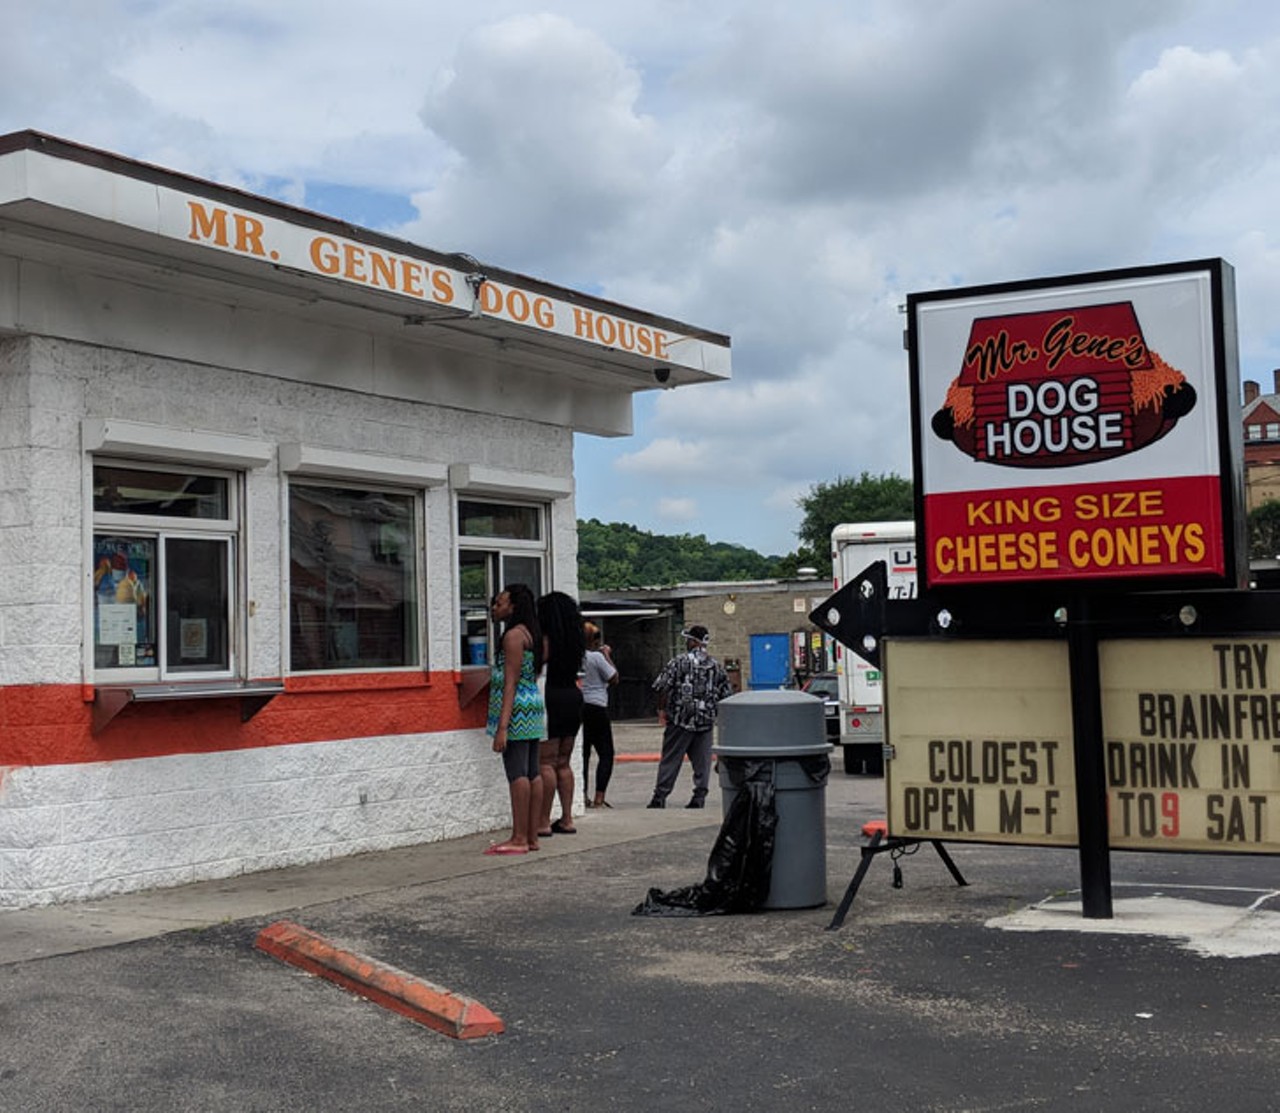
830, 521, 917, 775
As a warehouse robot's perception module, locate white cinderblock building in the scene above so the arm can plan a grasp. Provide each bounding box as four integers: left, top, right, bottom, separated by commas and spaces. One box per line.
0, 131, 730, 908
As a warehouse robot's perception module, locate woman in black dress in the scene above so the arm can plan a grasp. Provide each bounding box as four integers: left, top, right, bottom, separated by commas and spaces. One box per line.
535, 591, 585, 836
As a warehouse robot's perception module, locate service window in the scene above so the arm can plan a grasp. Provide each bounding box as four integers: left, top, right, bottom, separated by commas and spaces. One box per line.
92, 463, 238, 679
289, 483, 420, 672
457, 499, 546, 666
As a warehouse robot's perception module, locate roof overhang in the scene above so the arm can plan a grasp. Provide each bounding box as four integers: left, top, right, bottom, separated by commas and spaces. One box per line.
0, 131, 730, 396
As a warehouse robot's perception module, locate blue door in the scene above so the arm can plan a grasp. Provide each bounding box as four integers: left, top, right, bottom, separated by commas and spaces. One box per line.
749, 633, 790, 690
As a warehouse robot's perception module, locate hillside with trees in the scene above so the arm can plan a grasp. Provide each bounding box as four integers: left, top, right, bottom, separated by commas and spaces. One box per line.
577, 518, 782, 589
578, 471, 914, 589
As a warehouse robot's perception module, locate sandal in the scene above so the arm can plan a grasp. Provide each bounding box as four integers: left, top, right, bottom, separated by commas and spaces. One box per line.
483, 843, 528, 856
550, 819, 578, 835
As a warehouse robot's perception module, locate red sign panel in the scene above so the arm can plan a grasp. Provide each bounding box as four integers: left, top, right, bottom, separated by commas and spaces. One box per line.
925, 475, 1222, 584
931, 303, 1197, 470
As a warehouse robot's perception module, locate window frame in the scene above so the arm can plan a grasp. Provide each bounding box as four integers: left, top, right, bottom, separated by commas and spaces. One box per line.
88, 459, 242, 684
456, 496, 549, 668
285, 477, 427, 676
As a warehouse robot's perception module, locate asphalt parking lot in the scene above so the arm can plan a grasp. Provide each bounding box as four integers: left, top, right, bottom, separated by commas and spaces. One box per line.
2, 721, 1277, 1112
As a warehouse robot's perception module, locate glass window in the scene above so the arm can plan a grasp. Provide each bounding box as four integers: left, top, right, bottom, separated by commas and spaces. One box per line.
92, 463, 237, 679
289, 484, 420, 672
165, 537, 231, 672
94, 465, 229, 519
1268, 423, 1280, 440
458, 500, 541, 541
456, 499, 546, 666
1249, 425, 1264, 440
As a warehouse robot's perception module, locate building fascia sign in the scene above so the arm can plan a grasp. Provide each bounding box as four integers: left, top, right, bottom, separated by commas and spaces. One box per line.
907, 259, 1244, 591
0, 134, 730, 381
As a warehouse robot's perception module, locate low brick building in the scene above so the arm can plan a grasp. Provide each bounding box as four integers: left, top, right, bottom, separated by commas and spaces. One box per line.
583, 578, 836, 716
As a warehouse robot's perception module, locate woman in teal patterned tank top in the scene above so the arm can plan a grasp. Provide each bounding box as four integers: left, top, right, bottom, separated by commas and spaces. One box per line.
484, 584, 545, 855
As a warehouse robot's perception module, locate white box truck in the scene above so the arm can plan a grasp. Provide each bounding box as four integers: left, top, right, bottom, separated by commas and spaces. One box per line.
830, 521, 917, 775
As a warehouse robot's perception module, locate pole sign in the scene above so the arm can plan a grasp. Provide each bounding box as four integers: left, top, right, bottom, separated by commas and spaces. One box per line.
1100, 638, 1279, 852
907, 260, 1244, 592
886, 636, 1280, 854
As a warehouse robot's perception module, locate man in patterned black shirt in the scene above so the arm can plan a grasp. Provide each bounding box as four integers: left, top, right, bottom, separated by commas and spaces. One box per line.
647, 625, 733, 809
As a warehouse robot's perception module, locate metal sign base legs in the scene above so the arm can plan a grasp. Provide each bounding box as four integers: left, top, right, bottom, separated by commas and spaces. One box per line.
826, 830, 969, 931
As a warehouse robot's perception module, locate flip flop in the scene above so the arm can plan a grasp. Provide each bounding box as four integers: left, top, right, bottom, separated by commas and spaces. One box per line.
483, 844, 528, 856
550, 819, 578, 835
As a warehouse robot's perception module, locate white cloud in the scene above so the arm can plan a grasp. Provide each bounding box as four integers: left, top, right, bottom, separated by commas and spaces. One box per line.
403, 13, 665, 275
656, 497, 699, 524
6, 0, 1280, 555
614, 436, 710, 478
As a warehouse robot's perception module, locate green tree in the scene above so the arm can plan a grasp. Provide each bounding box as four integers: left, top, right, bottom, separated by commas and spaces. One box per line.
794, 472, 915, 557
578, 519, 781, 590
1248, 499, 1280, 560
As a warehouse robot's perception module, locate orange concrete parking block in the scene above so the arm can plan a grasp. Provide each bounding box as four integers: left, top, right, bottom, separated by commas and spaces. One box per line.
255, 920, 504, 1040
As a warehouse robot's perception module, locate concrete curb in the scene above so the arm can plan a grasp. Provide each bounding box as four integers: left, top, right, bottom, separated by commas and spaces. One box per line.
254, 920, 504, 1039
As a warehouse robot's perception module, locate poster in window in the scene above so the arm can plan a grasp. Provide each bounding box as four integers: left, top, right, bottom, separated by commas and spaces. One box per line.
98, 604, 136, 645
94, 535, 156, 667
179, 618, 209, 660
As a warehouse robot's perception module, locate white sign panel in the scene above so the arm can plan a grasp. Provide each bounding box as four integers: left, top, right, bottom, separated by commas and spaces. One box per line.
1101, 638, 1280, 853
909, 261, 1239, 590
885, 639, 1076, 845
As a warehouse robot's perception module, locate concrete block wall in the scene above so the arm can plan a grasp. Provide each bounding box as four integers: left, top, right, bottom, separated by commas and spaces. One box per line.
684, 584, 833, 688
0, 730, 508, 905
1, 337, 86, 686
0, 331, 574, 907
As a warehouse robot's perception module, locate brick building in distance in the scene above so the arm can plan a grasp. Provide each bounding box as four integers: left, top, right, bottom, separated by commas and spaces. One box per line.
1243, 370, 1280, 510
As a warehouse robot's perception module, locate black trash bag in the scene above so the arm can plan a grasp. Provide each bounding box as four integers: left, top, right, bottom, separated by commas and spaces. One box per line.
632, 759, 779, 917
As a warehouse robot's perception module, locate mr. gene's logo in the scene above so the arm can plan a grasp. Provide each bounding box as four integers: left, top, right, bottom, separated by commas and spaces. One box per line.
931, 302, 1196, 468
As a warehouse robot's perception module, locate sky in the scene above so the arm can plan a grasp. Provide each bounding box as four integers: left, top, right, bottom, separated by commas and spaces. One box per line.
5, 0, 1280, 556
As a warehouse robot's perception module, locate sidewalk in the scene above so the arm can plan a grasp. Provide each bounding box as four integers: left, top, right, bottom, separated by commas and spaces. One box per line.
4, 719, 1277, 968
0, 719, 751, 965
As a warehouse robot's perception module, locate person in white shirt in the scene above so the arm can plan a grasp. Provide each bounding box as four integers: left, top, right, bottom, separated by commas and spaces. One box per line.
580, 622, 619, 809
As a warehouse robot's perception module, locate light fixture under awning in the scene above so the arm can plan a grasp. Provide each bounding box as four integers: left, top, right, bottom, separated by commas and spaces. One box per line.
580, 608, 663, 618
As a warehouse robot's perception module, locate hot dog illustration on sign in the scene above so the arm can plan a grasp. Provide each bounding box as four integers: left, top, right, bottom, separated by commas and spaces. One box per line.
931, 302, 1197, 468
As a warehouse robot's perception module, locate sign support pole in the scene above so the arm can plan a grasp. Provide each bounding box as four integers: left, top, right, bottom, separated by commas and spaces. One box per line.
1067, 592, 1112, 918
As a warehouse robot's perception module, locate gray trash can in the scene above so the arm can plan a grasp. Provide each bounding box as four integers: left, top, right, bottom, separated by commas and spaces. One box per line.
713, 690, 833, 909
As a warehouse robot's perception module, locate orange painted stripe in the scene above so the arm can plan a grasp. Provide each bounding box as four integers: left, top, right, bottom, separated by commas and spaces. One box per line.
0, 673, 487, 767
255, 920, 504, 1039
